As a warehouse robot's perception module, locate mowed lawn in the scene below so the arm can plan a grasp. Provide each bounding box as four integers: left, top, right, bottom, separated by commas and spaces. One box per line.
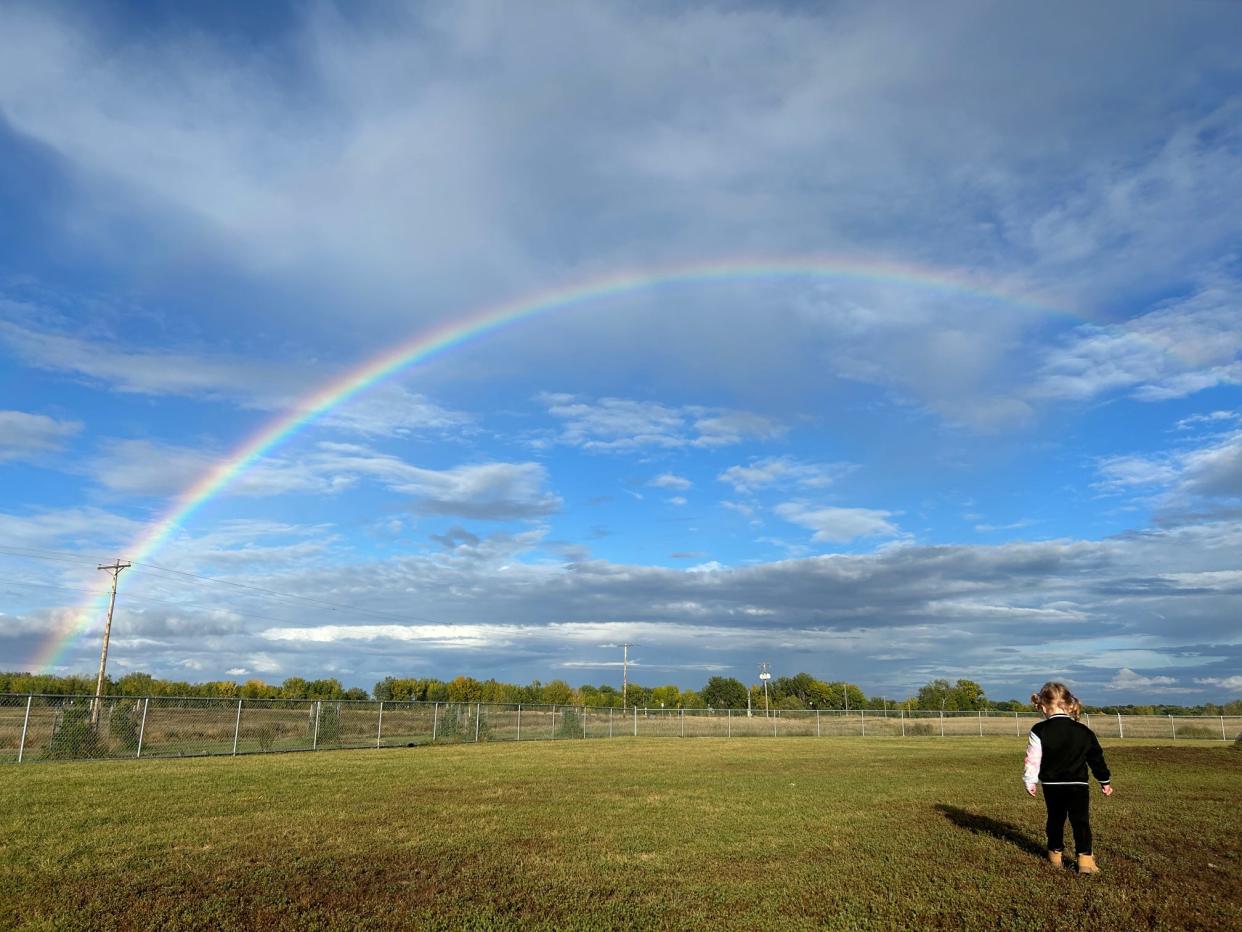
1, 738, 1238, 930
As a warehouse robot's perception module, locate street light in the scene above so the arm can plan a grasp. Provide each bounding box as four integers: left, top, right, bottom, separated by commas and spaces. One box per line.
759, 662, 771, 717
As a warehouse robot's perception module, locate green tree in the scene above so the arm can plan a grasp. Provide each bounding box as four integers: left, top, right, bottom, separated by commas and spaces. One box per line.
650, 685, 681, 708
954, 679, 987, 710
701, 676, 747, 709
541, 680, 574, 705
447, 676, 482, 702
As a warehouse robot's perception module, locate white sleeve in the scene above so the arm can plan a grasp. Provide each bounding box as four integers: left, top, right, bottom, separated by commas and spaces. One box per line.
1022, 731, 1041, 786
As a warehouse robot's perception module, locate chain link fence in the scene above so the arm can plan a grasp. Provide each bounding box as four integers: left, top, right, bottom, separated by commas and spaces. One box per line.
2, 693, 1238, 764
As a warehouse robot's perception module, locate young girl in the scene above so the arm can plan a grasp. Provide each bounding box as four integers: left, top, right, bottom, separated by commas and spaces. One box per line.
1023, 682, 1113, 874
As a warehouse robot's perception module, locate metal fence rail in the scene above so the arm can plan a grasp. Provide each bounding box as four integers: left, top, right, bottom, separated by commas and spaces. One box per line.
1, 693, 1238, 764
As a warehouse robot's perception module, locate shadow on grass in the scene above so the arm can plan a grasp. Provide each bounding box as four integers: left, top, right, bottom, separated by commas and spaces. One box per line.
935, 804, 1045, 857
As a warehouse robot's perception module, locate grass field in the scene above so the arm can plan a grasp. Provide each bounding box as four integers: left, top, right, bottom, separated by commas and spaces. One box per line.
1, 738, 1238, 930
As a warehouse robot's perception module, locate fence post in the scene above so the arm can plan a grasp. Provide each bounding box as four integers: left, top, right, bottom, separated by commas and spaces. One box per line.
232, 698, 243, 756
978, 710, 983, 737
609, 706, 613, 738
516, 703, 521, 741
551, 705, 557, 740
1170, 714, 1176, 740
633, 705, 637, 737
475, 703, 481, 742
313, 700, 321, 750
861, 709, 866, 737
940, 711, 945, 737
727, 708, 732, 738
135, 697, 149, 759
773, 711, 778, 737
1014, 711, 1019, 736
816, 709, 821, 738
1117, 712, 1124, 739
432, 702, 439, 743
900, 708, 905, 737
17, 695, 32, 763
680, 709, 684, 738
377, 701, 384, 749
1222, 715, 1227, 742
1085, 712, 1091, 729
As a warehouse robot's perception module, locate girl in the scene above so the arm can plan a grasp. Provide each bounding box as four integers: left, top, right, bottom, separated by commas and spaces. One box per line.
1023, 682, 1113, 874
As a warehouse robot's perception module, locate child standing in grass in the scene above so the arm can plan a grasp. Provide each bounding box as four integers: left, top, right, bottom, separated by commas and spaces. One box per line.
1023, 682, 1113, 874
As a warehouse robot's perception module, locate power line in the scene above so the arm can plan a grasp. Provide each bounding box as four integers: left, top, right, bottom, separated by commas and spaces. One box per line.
0, 545, 115, 565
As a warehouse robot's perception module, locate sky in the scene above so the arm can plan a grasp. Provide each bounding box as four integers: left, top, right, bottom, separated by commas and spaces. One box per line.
1, 0, 1241, 703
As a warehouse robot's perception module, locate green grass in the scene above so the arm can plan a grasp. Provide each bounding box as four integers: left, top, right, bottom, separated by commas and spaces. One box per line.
1, 738, 1238, 930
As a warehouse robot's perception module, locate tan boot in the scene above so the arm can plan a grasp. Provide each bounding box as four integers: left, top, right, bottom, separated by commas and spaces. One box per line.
1077, 853, 1100, 874
1047, 851, 1063, 867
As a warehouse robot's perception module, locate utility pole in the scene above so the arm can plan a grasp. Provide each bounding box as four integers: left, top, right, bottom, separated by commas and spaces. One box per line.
91, 560, 131, 726
621, 643, 633, 709
759, 662, 771, 717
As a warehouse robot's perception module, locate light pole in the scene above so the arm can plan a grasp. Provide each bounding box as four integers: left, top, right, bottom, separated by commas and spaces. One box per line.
759, 662, 771, 717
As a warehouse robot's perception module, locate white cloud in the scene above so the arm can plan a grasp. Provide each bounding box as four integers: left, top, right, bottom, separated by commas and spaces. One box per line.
718, 456, 851, 493
76, 437, 559, 518
0, 410, 81, 461
538, 394, 783, 452
1105, 668, 1177, 691
974, 519, 1037, 533
312, 443, 561, 519
1195, 675, 1242, 692
649, 473, 692, 490
0, 318, 469, 438
1094, 429, 1242, 501
1032, 285, 1242, 404
1175, 410, 1239, 431
775, 502, 900, 543
1094, 454, 1180, 493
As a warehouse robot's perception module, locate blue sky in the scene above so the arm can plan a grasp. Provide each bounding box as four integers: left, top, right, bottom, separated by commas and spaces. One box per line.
2, 0, 1241, 702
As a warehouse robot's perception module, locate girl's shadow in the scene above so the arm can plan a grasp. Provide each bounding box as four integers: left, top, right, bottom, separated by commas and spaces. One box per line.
935, 804, 1045, 857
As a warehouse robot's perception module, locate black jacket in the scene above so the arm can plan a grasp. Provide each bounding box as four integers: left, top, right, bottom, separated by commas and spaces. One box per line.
1022, 714, 1111, 786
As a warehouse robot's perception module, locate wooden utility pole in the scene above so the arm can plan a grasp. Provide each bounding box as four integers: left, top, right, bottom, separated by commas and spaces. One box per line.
621, 643, 632, 709
91, 560, 131, 725
759, 662, 771, 717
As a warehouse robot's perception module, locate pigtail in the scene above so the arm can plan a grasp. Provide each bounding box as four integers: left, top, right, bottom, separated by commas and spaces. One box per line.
1033, 681, 1082, 719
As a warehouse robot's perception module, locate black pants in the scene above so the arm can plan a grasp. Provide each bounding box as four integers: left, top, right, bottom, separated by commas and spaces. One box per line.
1043, 784, 1092, 854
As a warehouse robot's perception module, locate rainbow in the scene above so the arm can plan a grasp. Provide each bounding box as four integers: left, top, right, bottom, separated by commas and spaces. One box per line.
33, 255, 1068, 671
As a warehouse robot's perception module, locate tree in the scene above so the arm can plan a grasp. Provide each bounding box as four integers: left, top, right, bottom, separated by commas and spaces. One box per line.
954, 679, 987, 711
915, 678, 987, 711
541, 680, 573, 705
917, 679, 953, 710
701, 676, 748, 709
447, 676, 482, 702
823, 681, 865, 710
117, 672, 157, 696
650, 685, 681, 708
306, 678, 344, 700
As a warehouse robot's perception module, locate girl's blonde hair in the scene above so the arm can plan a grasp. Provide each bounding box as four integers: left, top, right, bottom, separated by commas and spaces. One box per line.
1031, 681, 1082, 719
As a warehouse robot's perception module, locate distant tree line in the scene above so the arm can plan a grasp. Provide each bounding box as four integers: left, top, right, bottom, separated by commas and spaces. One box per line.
3, 670, 1239, 715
